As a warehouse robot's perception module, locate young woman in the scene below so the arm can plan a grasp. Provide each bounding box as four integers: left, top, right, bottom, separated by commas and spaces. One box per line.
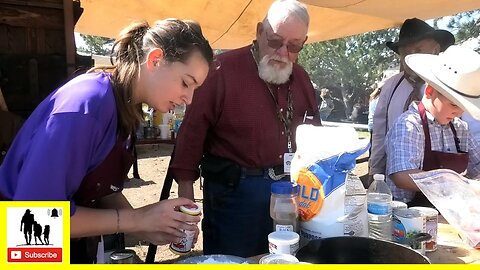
0, 19, 214, 263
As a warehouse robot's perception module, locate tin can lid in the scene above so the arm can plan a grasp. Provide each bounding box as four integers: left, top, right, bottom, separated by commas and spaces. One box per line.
259, 254, 299, 264
180, 204, 201, 215
394, 208, 422, 218
409, 206, 439, 217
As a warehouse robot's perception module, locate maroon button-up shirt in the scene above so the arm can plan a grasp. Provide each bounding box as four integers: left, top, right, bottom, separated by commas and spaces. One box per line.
170, 44, 321, 182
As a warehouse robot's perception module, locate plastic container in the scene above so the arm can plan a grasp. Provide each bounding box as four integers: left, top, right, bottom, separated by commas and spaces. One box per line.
270, 181, 299, 232
344, 170, 368, 237
367, 174, 392, 241
169, 204, 201, 255
268, 231, 300, 255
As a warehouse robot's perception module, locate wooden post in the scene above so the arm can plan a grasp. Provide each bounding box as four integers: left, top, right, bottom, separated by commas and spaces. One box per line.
63, 0, 75, 75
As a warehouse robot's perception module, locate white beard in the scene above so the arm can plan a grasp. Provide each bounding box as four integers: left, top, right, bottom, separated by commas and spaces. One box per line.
258, 55, 293, 84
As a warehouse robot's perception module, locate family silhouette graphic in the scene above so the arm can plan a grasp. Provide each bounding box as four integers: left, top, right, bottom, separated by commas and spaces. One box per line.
20, 209, 51, 246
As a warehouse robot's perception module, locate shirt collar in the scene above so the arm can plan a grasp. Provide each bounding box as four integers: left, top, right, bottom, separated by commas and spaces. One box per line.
411, 101, 451, 128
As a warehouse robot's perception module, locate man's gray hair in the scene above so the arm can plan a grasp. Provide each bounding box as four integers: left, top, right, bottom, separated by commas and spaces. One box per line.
264, 0, 310, 28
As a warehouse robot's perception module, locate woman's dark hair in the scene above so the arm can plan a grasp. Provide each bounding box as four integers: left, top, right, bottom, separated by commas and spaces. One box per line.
90, 19, 214, 137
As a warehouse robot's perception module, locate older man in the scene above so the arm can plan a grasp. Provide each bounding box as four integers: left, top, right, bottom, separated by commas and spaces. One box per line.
369, 18, 454, 182
170, 0, 320, 257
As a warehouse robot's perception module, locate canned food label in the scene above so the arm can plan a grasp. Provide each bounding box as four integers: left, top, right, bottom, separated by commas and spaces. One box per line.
393, 210, 426, 254
425, 216, 438, 252
170, 230, 195, 253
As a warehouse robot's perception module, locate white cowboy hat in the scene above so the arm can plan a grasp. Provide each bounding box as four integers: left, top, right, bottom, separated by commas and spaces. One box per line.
405, 45, 480, 120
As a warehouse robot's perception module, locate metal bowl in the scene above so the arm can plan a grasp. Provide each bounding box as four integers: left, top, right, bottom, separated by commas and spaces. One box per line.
175, 254, 253, 264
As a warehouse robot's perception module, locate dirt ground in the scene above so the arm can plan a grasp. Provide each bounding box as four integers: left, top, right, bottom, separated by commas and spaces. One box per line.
122, 143, 369, 263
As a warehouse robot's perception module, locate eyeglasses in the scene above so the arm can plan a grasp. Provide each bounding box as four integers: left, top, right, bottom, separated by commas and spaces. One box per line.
266, 38, 304, 53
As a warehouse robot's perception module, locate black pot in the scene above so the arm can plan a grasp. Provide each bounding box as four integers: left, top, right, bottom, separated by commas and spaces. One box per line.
296, 237, 430, 264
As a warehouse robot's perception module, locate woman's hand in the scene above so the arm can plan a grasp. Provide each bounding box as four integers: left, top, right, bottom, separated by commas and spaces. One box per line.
133, 197, 201, 245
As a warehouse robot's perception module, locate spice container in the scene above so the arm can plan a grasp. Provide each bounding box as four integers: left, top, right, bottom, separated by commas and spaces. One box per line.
270, 181, 299, 232
268, 231, 300, 255
169, 204, 201, 255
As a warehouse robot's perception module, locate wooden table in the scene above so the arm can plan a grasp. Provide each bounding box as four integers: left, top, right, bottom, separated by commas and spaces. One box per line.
250, 216, 480, 264
429, 216, 480, 263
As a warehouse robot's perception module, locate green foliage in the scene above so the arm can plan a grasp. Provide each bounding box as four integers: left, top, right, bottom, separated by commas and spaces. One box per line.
447, 10, 480, 48
298, 28, 399, 101
78, 34, 114, 55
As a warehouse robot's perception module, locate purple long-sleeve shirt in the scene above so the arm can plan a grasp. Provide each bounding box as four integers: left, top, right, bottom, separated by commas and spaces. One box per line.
0, 72, 117, 214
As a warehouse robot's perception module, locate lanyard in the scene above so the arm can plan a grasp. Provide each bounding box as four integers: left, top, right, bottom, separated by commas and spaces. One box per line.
250, 43, 294, 153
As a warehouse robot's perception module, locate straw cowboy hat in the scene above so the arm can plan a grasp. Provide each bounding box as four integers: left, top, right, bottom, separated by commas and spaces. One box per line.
405, 45, 480, 120
386, 18, 455, 54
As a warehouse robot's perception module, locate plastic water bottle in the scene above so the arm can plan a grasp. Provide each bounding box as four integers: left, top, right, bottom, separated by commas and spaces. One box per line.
270, 181, 299, 233
367, 174, 392, 240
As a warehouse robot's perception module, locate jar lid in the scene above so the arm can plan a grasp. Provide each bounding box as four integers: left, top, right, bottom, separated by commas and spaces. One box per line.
268, 231, 300, 244
271, 181, 298, 195
179, 204, 201, 216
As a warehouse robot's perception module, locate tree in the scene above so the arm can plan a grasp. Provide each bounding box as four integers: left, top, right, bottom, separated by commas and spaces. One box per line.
446, 10, 480, 50
78, 34, 114, 55
298, 28, 399, 112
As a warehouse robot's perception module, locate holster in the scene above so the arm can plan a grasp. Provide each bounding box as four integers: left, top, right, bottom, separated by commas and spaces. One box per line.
200, 154, 241, 189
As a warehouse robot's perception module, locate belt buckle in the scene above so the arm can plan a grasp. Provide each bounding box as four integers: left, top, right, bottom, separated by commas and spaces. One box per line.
268, 167, 285, 181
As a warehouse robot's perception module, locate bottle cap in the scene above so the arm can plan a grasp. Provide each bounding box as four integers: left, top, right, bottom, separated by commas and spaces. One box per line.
373, 174, 385, 181
179, 204, 201, 216
271, 181, 298, 195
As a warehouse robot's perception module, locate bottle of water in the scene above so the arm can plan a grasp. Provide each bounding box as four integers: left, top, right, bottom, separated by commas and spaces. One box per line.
367, 174, 392, 241
270, 181, 299, 233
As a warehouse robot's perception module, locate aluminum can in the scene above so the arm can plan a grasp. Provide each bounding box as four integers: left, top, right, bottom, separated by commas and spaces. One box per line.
410, 206, 438, 252
393, 208, 426, 255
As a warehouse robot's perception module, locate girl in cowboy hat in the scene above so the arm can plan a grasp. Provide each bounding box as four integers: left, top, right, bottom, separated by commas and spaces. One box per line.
385, 45, 480, 207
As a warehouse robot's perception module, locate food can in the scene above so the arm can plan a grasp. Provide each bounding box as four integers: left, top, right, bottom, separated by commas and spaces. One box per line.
410, 207, 438, 252
393, 208, 426, 255
259, 253, 299, 264
391, 201, 408, 212
110, 249, 135, 264
268, 231, 300, 255
169, 204, 201, 255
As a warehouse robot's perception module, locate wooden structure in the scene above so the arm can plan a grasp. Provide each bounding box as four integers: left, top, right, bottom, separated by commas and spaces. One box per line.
0, 0, 90, 118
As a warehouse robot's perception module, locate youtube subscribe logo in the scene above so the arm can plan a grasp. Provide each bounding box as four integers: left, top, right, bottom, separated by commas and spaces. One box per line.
8, 248, 62, 263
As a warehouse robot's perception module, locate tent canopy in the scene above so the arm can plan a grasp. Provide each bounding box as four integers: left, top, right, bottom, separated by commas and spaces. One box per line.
75, 0, 480, 49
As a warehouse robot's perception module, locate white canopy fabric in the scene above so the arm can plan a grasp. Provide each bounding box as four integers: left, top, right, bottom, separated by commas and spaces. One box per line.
75, 0, 480, 49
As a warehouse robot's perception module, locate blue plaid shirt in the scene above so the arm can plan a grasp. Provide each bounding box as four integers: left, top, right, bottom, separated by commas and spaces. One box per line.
386, 102, 480, 202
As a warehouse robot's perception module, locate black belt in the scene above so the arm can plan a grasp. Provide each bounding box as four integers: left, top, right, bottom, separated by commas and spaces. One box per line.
242, 165, 284, 176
